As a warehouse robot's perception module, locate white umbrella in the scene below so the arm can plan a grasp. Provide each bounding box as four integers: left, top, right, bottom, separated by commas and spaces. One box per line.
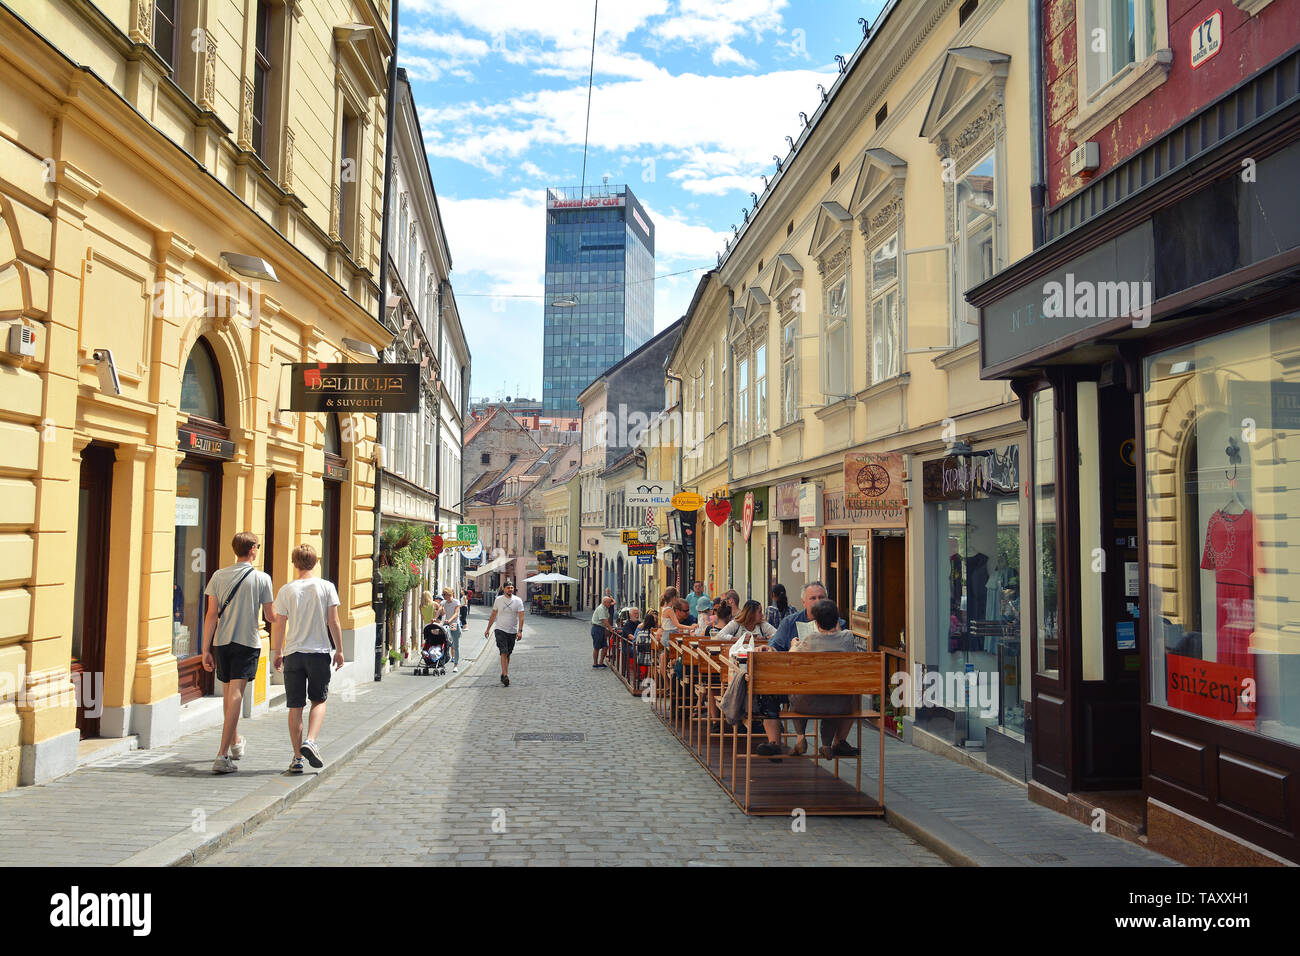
547, 573, 578, 583
523, 572, 552, 583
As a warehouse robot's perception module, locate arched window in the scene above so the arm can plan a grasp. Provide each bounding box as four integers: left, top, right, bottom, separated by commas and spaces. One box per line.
180, 337, 223, 423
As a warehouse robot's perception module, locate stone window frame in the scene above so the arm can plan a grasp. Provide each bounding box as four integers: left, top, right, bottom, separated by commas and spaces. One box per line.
921, 47, 1012, 354
809, 202, 854, 402
1069, 0, 1172, 143
768, 253, 804, 428
851, 148, 907, 386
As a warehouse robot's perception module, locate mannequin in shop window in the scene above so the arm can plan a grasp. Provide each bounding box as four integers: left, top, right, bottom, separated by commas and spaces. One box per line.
1199, 437, 1255, 669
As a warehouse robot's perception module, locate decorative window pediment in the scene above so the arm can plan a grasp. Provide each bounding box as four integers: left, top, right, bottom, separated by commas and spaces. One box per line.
728, 306, 747, 342
809, 201, 852, 276
742, 285, 770, 327
334, 23, 387, 99
921, 46, 1010, 172
851, 148, 907, 246
767, 253, 803, 302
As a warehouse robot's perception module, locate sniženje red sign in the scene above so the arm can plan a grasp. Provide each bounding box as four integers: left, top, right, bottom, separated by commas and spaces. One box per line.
1166, 653, 1256, 725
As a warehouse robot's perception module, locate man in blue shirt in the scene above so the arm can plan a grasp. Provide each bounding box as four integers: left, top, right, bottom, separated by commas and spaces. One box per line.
769, 581, 845, 651
768, 581, 846, 755
691, 581, 713, 617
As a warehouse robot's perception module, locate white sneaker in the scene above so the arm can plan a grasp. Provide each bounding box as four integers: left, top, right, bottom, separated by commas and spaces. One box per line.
230, 736, 246, 760
212, 755, 237, 774
453, 665, 459, 673
300, 739, 323, 768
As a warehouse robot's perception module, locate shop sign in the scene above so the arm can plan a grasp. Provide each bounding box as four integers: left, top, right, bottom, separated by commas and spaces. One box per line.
626, 479, 674, 507
440, 540, 476, 550
980, 221, 1154, 375
1166, 653, 1255, 725
178, 427, 235, 460
637, 526, 661, 544
619, 529, 640, 543
289, 363, 420, 413
636, 555, 653, 565
797, 482, 822, 527
741, 492, 755, 542
843, 453, 906, 528
627, 542, 656, 557
324, 461, 350, 481
922, 446, 1020, 501
457, 524, 479, 544
576, 555, 590, 569
671, 492, 704, 511
772, 481, 800, 520
174, 496, 200, 527
705, 497, 731, 526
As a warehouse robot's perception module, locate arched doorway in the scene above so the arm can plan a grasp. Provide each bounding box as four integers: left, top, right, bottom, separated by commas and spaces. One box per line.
173, 337, 230, 703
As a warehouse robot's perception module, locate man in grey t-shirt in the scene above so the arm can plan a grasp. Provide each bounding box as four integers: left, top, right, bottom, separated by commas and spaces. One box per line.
202, 531, 274, 774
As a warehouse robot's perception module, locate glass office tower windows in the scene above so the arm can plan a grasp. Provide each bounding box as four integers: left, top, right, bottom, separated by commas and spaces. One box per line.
543, 186, 655, 414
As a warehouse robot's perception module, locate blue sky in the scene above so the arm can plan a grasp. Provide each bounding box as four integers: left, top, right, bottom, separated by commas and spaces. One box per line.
402, 0, 889, 404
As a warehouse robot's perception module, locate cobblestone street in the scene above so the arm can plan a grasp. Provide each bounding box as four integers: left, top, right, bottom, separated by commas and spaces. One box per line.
203, 614, 945, 866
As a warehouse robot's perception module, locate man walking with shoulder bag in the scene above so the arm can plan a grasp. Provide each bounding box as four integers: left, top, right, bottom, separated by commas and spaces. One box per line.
202, 532, 275, 774
271, 543, 344, 774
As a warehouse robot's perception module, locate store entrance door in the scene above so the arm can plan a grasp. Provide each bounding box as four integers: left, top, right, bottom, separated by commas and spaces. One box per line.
873, 534, 906, 651
1076, 381, 1142, 789
72, 444, 114, 739
825, 533, 851, 623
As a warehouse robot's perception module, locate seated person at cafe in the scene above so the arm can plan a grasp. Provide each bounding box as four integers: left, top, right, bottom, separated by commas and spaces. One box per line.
620, 606, 641, 640
788, 598, 864, 760
693, 602, 716, 636
708, 600, 733, 636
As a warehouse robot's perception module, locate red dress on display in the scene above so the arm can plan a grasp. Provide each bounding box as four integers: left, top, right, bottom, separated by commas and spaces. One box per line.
1200, 509, 1255, 669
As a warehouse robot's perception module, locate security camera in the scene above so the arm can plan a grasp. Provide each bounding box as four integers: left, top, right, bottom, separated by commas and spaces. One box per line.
92, 349, 121, 396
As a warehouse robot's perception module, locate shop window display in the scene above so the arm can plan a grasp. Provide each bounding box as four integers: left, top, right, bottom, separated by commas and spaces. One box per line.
922, 447, 1023, 744
1144, 314, 1300, 745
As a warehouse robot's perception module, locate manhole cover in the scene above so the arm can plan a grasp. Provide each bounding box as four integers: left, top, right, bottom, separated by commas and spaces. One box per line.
524, 645, 560, 649
514, 732, 585, 742
1025, 852, 1067, 863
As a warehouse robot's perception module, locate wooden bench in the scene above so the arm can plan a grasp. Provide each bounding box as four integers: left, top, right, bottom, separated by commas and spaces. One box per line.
727, 651, 887, 816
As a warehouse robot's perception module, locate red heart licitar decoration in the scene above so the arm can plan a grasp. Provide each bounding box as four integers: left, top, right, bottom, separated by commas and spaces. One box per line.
705, 498, 731, 526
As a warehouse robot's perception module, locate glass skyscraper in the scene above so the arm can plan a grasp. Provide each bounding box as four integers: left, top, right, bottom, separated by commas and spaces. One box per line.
543, 184, 655, 414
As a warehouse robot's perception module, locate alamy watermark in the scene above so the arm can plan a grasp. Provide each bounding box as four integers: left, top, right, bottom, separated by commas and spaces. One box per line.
890, 664, 998, 718
1042, 273, 1152, 329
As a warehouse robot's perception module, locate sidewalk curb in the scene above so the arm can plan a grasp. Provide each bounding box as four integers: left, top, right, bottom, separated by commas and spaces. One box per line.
117, 633, 493, 868
882, 788, 1023, 867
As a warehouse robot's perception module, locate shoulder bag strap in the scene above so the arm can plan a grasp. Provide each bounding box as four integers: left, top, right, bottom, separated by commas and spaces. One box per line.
217, 565, 256, 620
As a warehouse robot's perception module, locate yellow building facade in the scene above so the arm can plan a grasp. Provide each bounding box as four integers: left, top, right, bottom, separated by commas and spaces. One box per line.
0, 0, 392, 789
669, 0, 1035, 774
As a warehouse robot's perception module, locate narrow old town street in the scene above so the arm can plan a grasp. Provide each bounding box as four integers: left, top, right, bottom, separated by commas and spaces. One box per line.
201, 613, 943, 867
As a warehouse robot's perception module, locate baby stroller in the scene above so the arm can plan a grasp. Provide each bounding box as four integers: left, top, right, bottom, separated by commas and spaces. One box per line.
417, 622, 450, 676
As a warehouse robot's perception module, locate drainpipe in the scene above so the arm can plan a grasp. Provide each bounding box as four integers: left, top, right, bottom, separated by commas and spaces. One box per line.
1028, 0, 1047, 248
664, 369, 685, 587
373, 0, 399, 681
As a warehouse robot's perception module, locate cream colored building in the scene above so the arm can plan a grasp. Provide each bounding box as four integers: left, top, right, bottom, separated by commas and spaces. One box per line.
0, 0, 392, 789
668, 0, 1034, 775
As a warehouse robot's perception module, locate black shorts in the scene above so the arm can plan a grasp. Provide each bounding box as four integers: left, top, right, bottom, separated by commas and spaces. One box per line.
214, 642, 260, 683
283, 652, 332, 708
590, 625, 608, 649
495, 630, 517, 656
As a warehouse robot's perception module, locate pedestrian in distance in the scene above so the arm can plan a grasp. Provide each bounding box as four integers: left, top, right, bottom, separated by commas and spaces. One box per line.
270, 543, 344, 774
439, 587, 462, 673
485, 580, 525, 686
691, 581, 713, 618
460, 584, 473, 628
203, 532, 274, 774
590, 594, 615, 668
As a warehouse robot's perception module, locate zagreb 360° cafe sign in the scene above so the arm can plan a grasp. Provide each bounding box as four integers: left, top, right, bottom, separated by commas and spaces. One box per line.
289, 363, 420, 413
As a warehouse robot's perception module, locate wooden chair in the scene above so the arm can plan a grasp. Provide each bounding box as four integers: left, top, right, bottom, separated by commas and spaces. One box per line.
732, 651, 886, 816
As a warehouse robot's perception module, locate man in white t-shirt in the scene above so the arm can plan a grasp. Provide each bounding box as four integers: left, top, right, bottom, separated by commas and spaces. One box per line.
202, 531, 274, 774
485, 581, 525, 687
271, 543, 343, 774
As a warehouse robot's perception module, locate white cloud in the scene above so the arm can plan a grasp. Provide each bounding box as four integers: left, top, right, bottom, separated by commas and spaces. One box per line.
405, 0, 671, 55
421, 68, 834, 189
711, 44, 757, 69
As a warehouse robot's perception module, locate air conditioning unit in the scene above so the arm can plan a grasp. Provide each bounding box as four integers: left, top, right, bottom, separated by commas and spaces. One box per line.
7, 325, 35, 357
